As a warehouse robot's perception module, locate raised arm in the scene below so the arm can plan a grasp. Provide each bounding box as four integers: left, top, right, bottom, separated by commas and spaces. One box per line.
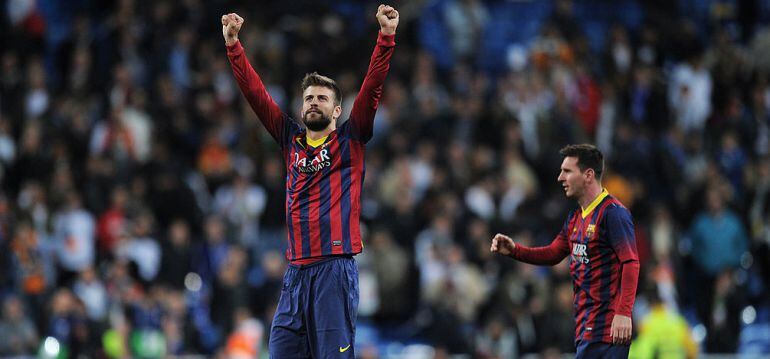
222, 13, 287, 146
348, 5, 398, 142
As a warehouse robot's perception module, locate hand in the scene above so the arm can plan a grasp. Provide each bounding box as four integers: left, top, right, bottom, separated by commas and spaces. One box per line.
221, 13, 244, 46
491, 233, 516, 256
376, 4, 399, 35
610, 314, 632, 345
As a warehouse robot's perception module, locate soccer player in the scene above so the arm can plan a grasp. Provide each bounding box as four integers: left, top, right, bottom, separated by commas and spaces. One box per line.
221, 4, 398, 358
491, 144, 640, 358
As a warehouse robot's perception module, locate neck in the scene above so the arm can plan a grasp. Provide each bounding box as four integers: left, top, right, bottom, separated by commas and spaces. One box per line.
307, 122, 335, 141
578, 183, 603, 209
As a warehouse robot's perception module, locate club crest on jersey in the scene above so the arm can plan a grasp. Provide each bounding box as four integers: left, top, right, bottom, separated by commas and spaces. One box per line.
572, 243, 590, 264
585, 224, 596, 238
293, 149, 332, 173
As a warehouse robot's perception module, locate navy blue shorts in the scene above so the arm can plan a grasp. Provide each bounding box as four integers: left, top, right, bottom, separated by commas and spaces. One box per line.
268, 256, 358, 358
575, 340, 630, 359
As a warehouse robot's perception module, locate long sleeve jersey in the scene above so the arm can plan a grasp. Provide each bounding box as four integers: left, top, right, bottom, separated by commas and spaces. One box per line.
512, 189, 640, 344
226, 32, 395, 261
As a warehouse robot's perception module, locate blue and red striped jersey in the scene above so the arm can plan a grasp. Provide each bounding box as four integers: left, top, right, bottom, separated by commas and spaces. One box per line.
512, 189, 640, 344
227, 32, 395, 262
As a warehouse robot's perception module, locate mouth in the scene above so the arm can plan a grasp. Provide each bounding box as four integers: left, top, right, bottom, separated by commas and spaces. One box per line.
306, 109, 322, 116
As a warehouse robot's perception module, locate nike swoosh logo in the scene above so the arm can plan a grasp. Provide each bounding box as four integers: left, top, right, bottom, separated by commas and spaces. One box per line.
339, 344, 351, 352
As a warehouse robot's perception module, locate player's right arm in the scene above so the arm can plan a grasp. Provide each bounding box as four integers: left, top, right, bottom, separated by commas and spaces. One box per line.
222, 13, 287, 145
491, 217, 571, 265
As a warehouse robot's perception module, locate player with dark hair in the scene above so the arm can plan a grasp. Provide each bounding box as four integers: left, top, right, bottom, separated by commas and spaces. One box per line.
221, 5, 398, 358
491, 144, 640, 358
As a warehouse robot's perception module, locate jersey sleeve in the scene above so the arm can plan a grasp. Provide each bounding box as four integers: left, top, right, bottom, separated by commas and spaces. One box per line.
347, 31, 396, 143
605, 205, 640, 316
512, 213, 572, 265
226, 40, 295, 148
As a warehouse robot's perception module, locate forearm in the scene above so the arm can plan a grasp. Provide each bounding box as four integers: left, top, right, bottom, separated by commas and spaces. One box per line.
349, 32, 395, 136
613, 258, 640, 316
360, 31, 396, 95
512, 241, 568, 266
226, 41, 283, 137
605, 206, 639, 316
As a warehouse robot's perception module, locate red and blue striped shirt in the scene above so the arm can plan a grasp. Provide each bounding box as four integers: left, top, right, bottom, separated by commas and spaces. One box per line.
227, 32, 395, 262
512, 189, 640, 344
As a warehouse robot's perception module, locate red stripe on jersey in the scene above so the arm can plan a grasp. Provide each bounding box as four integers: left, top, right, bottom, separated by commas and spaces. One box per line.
601, 262, 621, 344
308, 175, 322, 257
573, 289, 587, 341
328, 140, 344, 255
348, 141, 365, 252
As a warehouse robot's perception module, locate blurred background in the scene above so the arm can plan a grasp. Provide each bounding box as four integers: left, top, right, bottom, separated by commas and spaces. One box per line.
1, 0, 770, 357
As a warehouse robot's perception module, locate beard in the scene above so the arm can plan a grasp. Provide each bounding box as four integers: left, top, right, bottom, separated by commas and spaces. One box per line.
302, 110, 332, 132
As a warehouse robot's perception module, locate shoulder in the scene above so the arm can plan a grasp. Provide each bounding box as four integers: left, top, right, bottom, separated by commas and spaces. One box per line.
604, 197, 631, 216
285, 115, 303, 133
565, 208, 579, 223
602, 199, 633, 224
337, 118, 352, 133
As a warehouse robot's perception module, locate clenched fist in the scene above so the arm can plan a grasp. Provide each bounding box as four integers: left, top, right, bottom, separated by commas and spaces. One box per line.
376, 4, 399, 35
491, 233, 516, 257
222, 13, 244, 46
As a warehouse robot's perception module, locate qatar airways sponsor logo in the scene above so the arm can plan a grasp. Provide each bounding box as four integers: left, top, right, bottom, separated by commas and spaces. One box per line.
293, 149, 332, 173
572, 243, 589, 264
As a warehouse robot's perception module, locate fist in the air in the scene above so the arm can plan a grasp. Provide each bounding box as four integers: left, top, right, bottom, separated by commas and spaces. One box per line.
222, 13, 244, 46
376, 4, 399, 35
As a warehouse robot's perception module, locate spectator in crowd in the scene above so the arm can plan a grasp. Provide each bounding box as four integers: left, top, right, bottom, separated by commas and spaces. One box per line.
52, 190, 95, 286
630, 286, 697, 358
0, 294, 38, 356
689, 186, 748, 277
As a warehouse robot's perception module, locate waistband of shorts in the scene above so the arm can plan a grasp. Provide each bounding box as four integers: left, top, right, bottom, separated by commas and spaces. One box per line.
288, 254, 354, 269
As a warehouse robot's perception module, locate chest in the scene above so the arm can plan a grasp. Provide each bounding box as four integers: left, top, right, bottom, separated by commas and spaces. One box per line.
286, 134, 346, 175
568, 215, 608, 262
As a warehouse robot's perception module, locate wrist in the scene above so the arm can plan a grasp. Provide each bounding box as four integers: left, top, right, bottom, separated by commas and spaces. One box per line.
225, 37, 239, 46
380, 28, 395, 36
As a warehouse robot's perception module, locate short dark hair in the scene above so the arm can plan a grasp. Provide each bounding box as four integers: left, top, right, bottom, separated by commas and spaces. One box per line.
301, 72, 341, 106
559, 144, 604, 180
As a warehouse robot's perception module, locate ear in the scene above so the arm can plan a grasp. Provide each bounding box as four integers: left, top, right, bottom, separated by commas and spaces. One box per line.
332, 105, 342, 121
584, 168, 595, 181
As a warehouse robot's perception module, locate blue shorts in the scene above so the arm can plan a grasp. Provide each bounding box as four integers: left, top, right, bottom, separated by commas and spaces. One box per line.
268, 256, 359, 358
575, 340, 630, 359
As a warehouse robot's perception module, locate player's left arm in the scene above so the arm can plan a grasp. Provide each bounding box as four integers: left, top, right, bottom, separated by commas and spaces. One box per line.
605, 205, 640, 345
348, 4, 398, 142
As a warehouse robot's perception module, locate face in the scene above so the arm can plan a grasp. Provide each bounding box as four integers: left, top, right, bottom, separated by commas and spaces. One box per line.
706, 188, 723, 213
557, 156, 589, 199
301, 86, 341, 132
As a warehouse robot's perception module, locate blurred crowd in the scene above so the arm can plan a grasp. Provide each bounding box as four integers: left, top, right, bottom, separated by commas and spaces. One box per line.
1, 0, 770, 357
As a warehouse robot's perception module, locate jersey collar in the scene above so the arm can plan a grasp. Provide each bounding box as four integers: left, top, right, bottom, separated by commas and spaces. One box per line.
581, 188, 609, 219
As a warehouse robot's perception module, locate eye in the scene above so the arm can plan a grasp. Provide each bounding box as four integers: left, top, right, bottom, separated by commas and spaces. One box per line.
305, 96, 313, 102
